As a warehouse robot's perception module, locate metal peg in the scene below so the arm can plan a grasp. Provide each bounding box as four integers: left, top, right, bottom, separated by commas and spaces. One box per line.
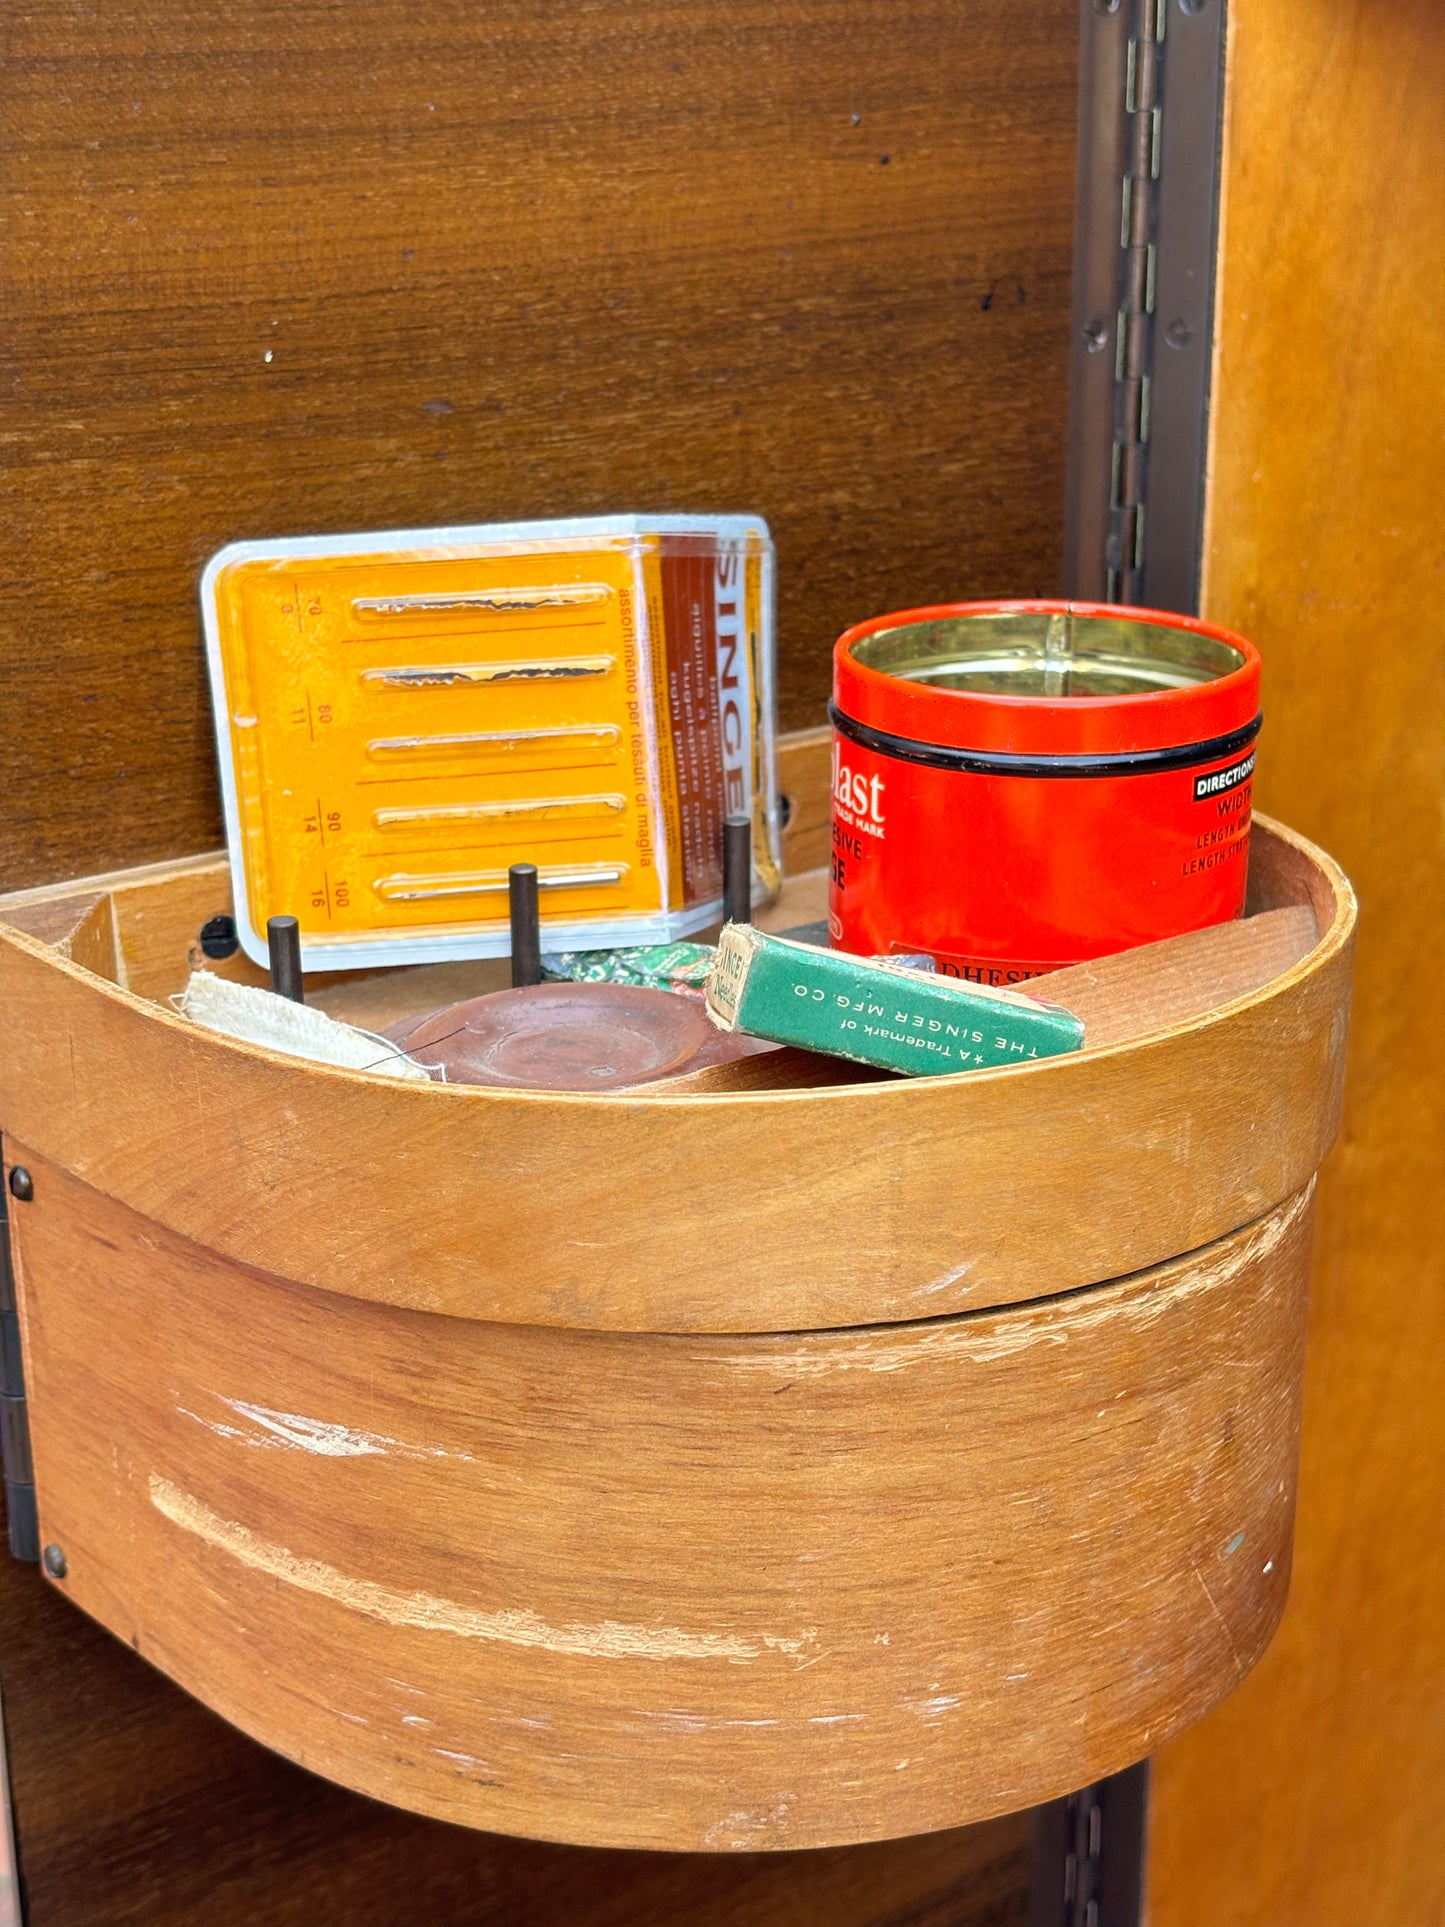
509, 865, 542, 988
267, 916, 304, 1003
723, 813, 752, 925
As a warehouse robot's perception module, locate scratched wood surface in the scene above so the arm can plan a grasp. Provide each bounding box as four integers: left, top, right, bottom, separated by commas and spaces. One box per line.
0, 816, 1354, 1334
1144, 2, 1445, 1923
0, 0, 1077, 894
0, 1555, 1028, 1927
8, 1153, 1313, 1853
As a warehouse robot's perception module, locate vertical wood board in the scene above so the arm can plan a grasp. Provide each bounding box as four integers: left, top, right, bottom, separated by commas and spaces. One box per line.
1147, 4, 1445, 1923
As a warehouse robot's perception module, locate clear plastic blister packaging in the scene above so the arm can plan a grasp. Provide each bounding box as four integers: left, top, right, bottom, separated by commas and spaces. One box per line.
201, 514, 779, 971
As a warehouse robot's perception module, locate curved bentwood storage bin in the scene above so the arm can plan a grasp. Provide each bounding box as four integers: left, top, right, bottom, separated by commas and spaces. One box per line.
0, 818, 1353, 1852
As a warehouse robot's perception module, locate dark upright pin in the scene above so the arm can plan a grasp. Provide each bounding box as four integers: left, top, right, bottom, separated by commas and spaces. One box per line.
267, 915, 305, 1003
723, 813, 752, 926
509, 864, 543, 988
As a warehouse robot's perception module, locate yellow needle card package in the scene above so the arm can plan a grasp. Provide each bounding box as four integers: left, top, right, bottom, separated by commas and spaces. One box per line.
201, 515, 778, 971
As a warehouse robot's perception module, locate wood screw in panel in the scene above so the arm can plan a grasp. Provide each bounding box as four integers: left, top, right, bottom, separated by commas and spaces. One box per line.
42, 1543, 66, 1578
198, 914, 240, 960
7, 1168, 32, 1203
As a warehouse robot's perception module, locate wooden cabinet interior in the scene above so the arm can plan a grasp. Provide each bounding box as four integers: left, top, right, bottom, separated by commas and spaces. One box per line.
6, 0, 1432, 1913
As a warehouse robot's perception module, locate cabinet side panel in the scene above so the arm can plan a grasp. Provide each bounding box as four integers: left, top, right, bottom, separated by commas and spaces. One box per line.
1148, 3, 1445, 1924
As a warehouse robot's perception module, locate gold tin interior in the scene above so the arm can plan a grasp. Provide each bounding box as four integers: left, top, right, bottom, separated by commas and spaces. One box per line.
851, 609, 1246, 700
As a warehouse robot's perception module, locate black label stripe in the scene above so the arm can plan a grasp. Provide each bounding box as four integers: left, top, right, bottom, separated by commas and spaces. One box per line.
829, 704, 1263, 780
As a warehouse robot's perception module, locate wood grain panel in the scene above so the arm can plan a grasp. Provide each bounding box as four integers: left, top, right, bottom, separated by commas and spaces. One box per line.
0, 1545, 1027, 1927
0, 0, 1077, 892
1146, 3, 1445, 1923
776, 725, 834, 875
0, 817, 1353, 1334
10, 1153, 1313, 1852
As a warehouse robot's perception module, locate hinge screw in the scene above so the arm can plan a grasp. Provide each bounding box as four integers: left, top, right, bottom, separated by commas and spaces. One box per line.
42, 1543, 67, 1579
1164, 317, 1194, 349
1083, 317, 1110, 354
8, 1168, 33, 1203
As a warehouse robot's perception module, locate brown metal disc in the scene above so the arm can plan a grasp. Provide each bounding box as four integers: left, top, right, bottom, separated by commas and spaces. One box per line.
384, 982, 770, 1091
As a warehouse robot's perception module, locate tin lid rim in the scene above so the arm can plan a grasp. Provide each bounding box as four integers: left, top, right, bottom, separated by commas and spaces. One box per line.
832, 598, 1262, 757
830, 704, 1261, 780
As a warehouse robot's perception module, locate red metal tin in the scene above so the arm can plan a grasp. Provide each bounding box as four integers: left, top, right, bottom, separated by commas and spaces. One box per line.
829, 600, 1262, 983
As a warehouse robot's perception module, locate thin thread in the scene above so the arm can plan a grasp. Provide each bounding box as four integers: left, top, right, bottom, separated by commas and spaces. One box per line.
356, 1017, 477, 1077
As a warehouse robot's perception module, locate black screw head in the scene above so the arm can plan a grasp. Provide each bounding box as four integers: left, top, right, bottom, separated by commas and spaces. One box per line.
7, 1167, 32, 1203
1165, 317, 1195, 350
42, 1543, 67, 1579
198, 913, 240, 960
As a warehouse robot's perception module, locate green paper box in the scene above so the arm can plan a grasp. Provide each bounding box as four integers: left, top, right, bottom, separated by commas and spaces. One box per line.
703, 926, 1084, 1078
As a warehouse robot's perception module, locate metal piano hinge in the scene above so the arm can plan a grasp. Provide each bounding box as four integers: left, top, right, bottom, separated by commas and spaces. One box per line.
1108, 0, 1163, 604
1030, 1763, 1149, 1927
1065, 1782, 1108, 1926
0, 1147, 38, 1563
1064, 0, 1228, 616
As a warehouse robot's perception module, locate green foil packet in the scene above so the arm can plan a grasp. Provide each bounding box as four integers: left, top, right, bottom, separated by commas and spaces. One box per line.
542, 941, 716, 995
